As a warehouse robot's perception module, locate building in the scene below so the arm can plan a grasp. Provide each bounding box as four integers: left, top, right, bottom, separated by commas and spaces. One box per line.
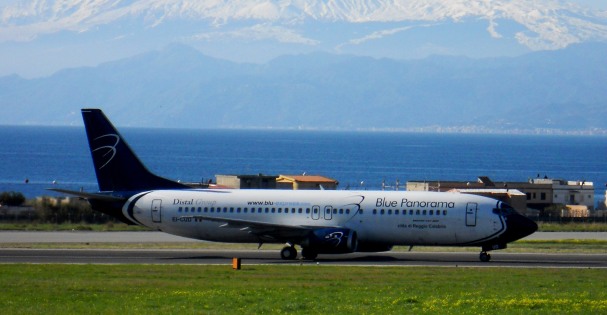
276, 175, 338, 190
214, 174, 338, 190
446, 188, 529, 215
215, 174, 278, 189
407, 176, 595, 215
562, 205, 590, 218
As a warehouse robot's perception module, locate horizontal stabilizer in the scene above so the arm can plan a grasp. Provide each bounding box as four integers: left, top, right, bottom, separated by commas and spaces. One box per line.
46, 188, 127, 202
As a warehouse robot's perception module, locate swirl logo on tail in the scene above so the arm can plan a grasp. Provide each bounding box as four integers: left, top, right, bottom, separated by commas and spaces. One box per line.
92, 134, 120, 169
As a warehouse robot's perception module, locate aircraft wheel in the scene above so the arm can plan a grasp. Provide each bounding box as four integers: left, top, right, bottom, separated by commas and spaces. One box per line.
280, 246, 297, 260
479, 251, 491, 262
301, 248, 318, 260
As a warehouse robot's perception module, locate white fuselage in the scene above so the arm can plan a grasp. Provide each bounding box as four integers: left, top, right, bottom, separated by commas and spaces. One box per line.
123, 189, 505, 247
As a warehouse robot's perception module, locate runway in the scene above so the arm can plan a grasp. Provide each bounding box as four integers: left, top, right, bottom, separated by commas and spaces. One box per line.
2, 231, 606, 243
1, 248, 606, 268
1, 231, 606, 268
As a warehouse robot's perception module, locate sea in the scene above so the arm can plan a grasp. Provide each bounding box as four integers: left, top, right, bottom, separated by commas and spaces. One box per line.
1, 126, 606, 206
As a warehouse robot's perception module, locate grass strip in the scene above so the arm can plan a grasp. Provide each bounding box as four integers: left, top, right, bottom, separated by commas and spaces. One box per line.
0, 264, 605, 314
0, 223, 149, 231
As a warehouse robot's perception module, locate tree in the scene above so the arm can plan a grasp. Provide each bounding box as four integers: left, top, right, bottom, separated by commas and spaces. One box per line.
543, 204, 568, 219
0, 191, 26, 206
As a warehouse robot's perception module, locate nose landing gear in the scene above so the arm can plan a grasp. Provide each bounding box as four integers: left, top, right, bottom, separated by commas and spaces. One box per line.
479, 251, 491, 262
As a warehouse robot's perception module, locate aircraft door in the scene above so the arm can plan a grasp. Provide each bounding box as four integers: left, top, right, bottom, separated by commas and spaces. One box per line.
466, 202, 477, 227
151, 199, 162, 223
312, 206, 320, 220
324, 206, 333, 220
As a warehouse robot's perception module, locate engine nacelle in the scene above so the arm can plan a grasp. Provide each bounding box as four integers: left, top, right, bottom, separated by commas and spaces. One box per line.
301, 228, 358, 254
356, 241, 394, 253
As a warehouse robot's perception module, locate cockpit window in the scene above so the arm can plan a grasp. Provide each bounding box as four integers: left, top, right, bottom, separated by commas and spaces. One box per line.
493, 202, 517, 215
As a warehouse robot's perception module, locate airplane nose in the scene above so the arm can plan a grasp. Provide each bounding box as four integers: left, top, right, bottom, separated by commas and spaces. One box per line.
502, 213, 538, 243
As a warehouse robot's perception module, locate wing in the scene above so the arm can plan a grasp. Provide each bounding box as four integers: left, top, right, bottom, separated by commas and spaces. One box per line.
187, 215, 340, 243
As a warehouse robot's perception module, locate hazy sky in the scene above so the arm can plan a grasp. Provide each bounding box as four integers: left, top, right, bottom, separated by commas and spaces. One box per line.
577, 0, 607, 9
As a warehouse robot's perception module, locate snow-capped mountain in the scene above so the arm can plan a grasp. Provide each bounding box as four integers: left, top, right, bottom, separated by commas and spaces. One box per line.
1, 0, 606, 77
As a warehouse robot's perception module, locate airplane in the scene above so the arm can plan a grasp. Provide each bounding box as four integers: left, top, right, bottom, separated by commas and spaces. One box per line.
51, 108, 538, 262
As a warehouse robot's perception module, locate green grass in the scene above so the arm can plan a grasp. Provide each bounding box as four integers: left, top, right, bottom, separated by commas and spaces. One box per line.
0, 222, 150, 231
0, 264, 605, 314
510, 239, 607, 253
538, 222, 607, 232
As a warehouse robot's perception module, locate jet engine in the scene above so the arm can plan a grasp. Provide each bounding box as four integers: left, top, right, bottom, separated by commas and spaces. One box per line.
300, 228, 358, 254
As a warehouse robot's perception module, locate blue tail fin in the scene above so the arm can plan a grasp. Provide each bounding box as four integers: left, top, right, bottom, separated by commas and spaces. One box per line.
82, 108, 188, 192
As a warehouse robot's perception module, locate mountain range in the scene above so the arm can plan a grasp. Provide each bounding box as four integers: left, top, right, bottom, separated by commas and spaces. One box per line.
1, 42, 605, 134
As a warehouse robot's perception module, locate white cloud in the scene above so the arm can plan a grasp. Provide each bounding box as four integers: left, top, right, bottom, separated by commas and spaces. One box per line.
486, 17, 503, 39
336, 23, 436, 51
190, 23, 319, 45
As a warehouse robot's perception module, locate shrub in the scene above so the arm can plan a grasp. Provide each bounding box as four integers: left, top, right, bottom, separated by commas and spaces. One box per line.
0, 191, 26, 206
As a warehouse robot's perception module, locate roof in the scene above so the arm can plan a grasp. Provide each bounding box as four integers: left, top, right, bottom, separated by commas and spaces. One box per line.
448, 188, 526, 196
278, 175, 337, 183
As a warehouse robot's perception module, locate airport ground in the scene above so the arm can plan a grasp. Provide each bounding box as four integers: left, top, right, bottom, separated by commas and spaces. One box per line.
1, 231, 606, 314
1, 231, 606, 267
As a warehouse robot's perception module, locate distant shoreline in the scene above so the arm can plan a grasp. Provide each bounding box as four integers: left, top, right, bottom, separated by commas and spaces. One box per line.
1, 124, 606, 136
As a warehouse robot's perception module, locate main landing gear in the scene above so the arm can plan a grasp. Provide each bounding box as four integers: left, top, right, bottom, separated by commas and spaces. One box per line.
280, 245, 318, 260
280, 245, 297, 260
479, 251, 491, 262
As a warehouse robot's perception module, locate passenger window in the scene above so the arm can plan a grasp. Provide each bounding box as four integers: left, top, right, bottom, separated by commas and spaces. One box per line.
373, 209, 377, 215
416, 210, 420, 215
443, 210, 447, 215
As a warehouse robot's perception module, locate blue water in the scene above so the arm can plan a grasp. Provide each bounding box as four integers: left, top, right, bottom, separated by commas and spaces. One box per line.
1, 126, 605, 205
